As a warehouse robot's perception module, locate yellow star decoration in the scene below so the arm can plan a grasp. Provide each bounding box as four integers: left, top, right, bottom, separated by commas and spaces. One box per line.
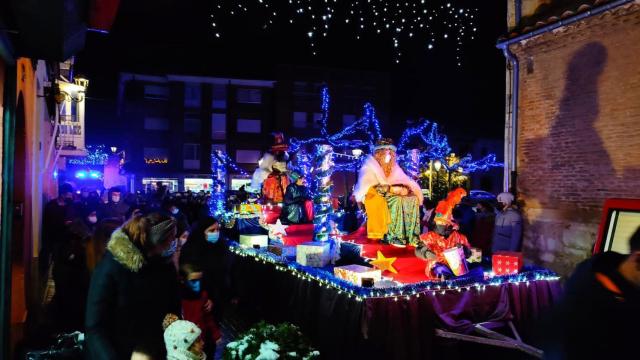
370, 250, 398, 274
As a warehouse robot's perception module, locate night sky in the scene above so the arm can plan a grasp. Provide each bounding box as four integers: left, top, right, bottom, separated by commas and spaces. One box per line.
76, 0, 507, 140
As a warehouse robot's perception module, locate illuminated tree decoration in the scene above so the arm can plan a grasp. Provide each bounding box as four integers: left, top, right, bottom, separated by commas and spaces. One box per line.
313, 144, 334, 242
397, 120, 502, 173
67, 144, 109, 166
210, 1, 478, 64
209, 150, 227, 217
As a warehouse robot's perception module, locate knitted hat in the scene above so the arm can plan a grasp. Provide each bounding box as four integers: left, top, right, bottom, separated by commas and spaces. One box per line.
497, 192, 515, 206
149, 218, 177, 246
164, 319, 203, 360
374, 138, 397, 152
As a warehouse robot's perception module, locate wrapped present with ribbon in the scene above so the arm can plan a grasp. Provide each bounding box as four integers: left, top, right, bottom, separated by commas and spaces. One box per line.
296, 242, 330, 267
443, 246, 469, 276
492, 251, 523, 275
334, 264, 381, 286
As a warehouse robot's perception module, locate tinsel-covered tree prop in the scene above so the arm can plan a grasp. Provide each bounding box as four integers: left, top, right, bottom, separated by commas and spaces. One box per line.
313, 144, 334, 242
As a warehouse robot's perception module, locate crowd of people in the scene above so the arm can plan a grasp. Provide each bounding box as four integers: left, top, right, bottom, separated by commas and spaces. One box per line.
41, 183, 230, 359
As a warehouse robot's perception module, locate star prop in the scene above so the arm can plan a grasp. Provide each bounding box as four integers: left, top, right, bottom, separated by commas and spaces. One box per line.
269, 219, 289, 238
370, 250, 398, 274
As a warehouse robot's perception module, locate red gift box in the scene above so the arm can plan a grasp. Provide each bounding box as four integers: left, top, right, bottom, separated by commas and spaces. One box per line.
492, 252, 523, 275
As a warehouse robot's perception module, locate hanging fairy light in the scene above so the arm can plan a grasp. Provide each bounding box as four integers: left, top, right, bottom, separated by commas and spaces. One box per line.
210, 0, 478, 64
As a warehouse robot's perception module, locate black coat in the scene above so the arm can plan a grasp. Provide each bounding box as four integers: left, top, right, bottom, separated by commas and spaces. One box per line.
85, 229, 180, 360
541, 252, 640, 359
180, 219, 232, 320
279, 183, 311, 224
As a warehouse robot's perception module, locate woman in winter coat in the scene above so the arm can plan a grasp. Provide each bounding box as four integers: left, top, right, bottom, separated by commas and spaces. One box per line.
85, 212, 181, 359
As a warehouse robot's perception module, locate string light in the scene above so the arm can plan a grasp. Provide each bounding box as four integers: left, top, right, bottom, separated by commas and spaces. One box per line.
229, 241, 560, 300
67, 144, 109, 166
313, 144, 334, 242
210, 1, 478, 64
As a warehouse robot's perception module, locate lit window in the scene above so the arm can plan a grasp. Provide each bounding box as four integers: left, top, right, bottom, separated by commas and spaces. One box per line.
211, 113, 226, 140
184, 83, 201, 108
144, 84, 169, 100
312, 112, 323, 128
144, 117, 169, 131
184, 116, 201, 133
237, 88, 262, 104
237, 119, 261, 133
293, 112, 307, 128
212, 84, 227, 109
184, 143, 201, 169
236, 150, 261, 164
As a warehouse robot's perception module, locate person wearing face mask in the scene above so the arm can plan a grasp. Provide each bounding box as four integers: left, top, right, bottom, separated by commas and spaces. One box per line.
491, 192, 523, 253
100, 187, 131, 222
86, 213, 181, 359
178, 264, 222, 359
179, 217, 231, 322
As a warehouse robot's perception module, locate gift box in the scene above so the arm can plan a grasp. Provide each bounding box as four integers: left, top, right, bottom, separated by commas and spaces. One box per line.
468, 247, 482, 263
296, 242, 330, 267
492, 251, 524, 275
239, 234, 268, 248
443, 247, 469, 276
334, 264, 381, 286
267, 244, 296, 258
235, 203, 262, 214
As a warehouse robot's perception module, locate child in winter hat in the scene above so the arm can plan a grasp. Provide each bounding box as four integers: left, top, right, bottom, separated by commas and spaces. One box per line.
163, 314, 206, 360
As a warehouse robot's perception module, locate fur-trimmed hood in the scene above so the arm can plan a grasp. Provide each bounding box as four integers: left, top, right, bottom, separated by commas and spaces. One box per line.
106, 229, 145, 272
353, 155, 423, 203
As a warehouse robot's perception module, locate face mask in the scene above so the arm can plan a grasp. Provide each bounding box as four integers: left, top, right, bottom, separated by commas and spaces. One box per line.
171, 208, 179, 215
187, 279, 201, 293
88, 216, 98, 224
161, 240, 177, 258
112, 196, 120, 203
206, 231, 220, 244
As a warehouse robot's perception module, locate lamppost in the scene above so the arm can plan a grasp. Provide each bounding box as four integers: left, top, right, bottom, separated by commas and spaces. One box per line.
433, 159, 442, 200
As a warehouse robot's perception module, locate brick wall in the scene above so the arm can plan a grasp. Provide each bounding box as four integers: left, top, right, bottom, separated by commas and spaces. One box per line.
511, 3, 640, 275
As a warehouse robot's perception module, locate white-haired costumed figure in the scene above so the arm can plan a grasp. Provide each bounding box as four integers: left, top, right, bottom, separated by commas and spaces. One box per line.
354, 138, 424, 246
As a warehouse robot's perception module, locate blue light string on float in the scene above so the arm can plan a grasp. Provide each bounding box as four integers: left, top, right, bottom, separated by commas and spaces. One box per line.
228, 242, 561, 302
313, 144, 334, 242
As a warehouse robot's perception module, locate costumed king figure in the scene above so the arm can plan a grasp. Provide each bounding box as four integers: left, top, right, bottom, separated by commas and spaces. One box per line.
279, 172, 314, 225
353, 138, 423, 246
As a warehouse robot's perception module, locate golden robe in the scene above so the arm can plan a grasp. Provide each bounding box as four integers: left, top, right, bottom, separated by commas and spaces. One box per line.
363, 187, 391, 239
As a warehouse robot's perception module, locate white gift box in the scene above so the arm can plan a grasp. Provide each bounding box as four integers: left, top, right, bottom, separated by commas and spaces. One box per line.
296, 241, 330, 267
239, 234, 268, 248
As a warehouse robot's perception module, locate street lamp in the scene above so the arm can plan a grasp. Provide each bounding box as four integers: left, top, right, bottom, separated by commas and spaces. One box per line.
433, 160, 442, 172
111, 146, 117, 154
